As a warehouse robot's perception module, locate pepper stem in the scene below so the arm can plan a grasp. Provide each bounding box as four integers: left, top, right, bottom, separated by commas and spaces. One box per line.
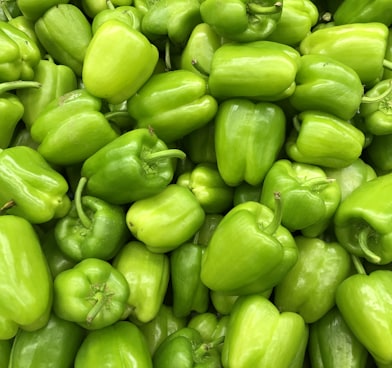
144, 148, 186, 163
165, 40, 172, 71
357, 226, 381, 264
0, 1, 13, 21
194, 336, 225, 361
351, 255, 367, 275
106, 0, 115, 10
303, 176, 336, 192
247, 1, 282, 15
0, 80, 41, 95
191, 59, 209, 77
75, 177, 92, 229
86, 283, 113, 325
361, 80, 392, 104
383, 59, 392, 71
0, 200, 15, 215
264, 192, 282, 235
104, 111, 131, 122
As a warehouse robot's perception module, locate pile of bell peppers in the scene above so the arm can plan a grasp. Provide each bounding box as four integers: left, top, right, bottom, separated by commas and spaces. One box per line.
1, 0, 392, 366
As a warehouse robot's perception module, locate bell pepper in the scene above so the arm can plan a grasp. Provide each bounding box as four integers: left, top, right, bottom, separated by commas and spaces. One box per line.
365, 133, 392, 174
0, 339, 11, 367
200, 195, 298, 295
112, 241, 170, 324
208, 40, 301, 101
0, 215, 52, 340
80, 0, 108, 18
210, 291, 241, 315
200, 0, 282, 42
16, 0, 70, 21
30, 88, 119, 166
308, 307, 369, 368
34, 4, 92, 76
222, 294, 308, 368
299, 22, 390, 87
359, 78, 392, 135
382, 29, 392, 80
152, 327, 224, 368
177, 163, 234, 214
74, 321, 153, 367
233, 182, 263, 206
273, 236, 352, 323
170, 242, 210, 318
289, 54, 365, 120
334, 172, 392, 265
128, 69, 218, 143
260, 159, 341, 237
0, 80, 40, 148
53, 257, 130, 330
126, 184, 206, 253
7, 313, 85, 368
333, 0, 392, 26
0, 19, 41, 82
139, 304, 187, 355
285, 110, 365, 169
54, 177, 129, 262
82, 19, 159, 104
336, 267, 392, 366
16, 55, 77, 129
81, 128, 186, 205
0, 146, 71, 223
192, 213, 223, 247
214, 98, 286, 186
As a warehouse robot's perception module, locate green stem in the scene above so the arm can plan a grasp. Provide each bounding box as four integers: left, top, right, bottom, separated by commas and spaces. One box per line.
144, 148, 186, 163
104, 111, 131, 121
194, 336, 225, 361
86, 284, 111, 325
264, 191, 282, 235
0, 1, 12, 21
383, 59, 392, 71
165, 39, 172, 71
75, 177, 92, 229
191, 59, 209, 77
292, 115, 301, 132
106, 0, 115, 9
303, 176, 336, 192
351, 255, 367, 275
361, 80, 392, 104
247, 1, 282, 14
0, 200, 15, 215
357, 227, 381, 264
0, 80, 41, 94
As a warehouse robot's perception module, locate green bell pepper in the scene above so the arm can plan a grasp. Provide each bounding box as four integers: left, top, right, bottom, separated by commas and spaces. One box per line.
53, 257, 130, 330
74, 321, 153, 368
16, 55, 77, 129
208, 40, 301, 101
34, 4, 92, 76
126, 184, 206, 253
112, 241, 170, 323
0, 338, 11, 367
192, 213, 223, 247
382, 29, 392, 80
54, 177, 129, 261
299, 22, 390, 87
153, 327, 224, 368
0, 146, 71, 223
365, 133, 392, 174
0, 19, 41, 81
285, 110, 365, 169
16, 0, 70, 21
82, 19, 159, 104
233, 182, 263, 206
214, 98, 286, 187
334, 172, 392, 265
200, 0, 283, 42
260, 159, 341, 237
139, 304, 187, 355
336, 268, 392, 366
8, 313, 85, 368
177, 163, 234, 213
30, 88, 120, 166
222, 294, 308, 368
81, 128, 186, 205
308, 307, 369, 368
200, 195, 298, 295
128, 69, 218, 143
0, 215, 52, 340
210, 291, 241, 315
80, 0, 108, 18
273, 235, 352, 323
288, 54, 365, 120
170, 242, 210, 318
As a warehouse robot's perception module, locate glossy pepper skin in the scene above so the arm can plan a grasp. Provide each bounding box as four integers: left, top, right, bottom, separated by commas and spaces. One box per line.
54, 177, 129, 262
299, 22, 389, 87
16, 0, 70, 21
260, 159, 341, 237
112, 241, 170, 324
126, 184, 206, 253
214, 99, 286, 187
289, 54, 364, 120
0, 215, 52, 340
285, 110, 365, 169
0, 146, 71, 223
208, 41, 300, 101
53, 258, 130, 330
336, 270, 392, 366
74, 321, 153, 368
30, 88, 119, 166
201, 197, 298, 295
35, 4, 92, 76
200, 0, 283, 43
334, 172, 392, 265
222, 294, 308, 368
128, 69, 218, 143
8, 313, 85, 368
83, 19, 159, 104
81, 128, 186, 205
308, 307, 369, 368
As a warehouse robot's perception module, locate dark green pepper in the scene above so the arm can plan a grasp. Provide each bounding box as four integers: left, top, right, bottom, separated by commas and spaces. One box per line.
0, 338, 11, 367
365, 133, 392, 174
